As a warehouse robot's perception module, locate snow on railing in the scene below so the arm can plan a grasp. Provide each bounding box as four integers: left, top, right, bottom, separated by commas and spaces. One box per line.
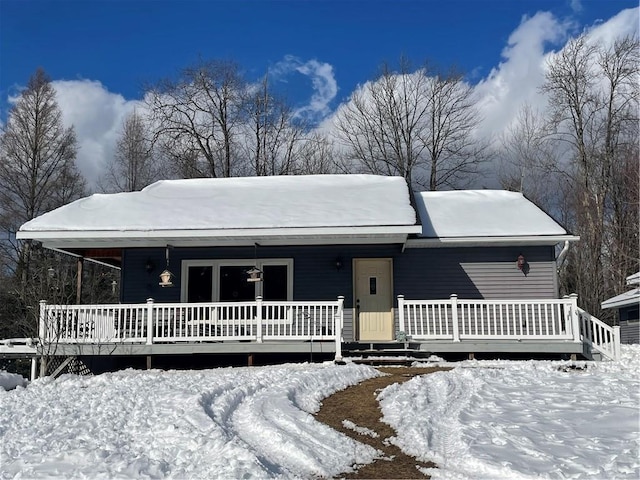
398, 295, 578, 342
38, 297, 344, 360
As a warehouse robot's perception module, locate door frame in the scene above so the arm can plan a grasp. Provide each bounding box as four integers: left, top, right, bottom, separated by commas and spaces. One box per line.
352, 258, 394, 341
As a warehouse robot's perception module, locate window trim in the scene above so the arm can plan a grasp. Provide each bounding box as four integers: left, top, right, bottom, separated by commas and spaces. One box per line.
180, 258, 294, 302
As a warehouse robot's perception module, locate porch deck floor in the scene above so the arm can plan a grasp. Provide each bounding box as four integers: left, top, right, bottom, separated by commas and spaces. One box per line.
345, 339, 585, 355
40, 340, 338, 357
41, 338, 586, 358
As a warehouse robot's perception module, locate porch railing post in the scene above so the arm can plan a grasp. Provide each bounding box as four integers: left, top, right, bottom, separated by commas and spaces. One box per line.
30, 357, 38, 381
613, 326, 621, 361
39, 300, 47, 342
146, 298, 154, 345
334, 296, 344, 362
450, 294, 460, 342
397, 295, 406, 337
255, 296, 263, 343
569, 293, 581, 343
562, 295, 570, 334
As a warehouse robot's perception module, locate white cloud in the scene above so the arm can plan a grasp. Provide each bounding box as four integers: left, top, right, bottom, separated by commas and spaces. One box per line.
472, 7, 638, 145
52, 80, 141, 190
271, 55, 338, 122
582, 7, 639, 45
472, 12, 570, 142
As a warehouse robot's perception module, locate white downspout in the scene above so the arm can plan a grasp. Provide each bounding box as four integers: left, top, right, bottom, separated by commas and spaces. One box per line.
556, 241, 570, 268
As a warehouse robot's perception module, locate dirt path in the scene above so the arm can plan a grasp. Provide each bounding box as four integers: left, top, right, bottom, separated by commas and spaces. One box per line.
315, 366, 451, 479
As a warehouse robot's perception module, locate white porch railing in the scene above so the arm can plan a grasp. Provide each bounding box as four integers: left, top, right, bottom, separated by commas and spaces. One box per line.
576, 305, 621, 361
397, 294, 621, 361
38, 296, 345, 361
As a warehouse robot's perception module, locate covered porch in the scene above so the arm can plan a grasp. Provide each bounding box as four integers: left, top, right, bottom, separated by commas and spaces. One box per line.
28, 294, 621, 376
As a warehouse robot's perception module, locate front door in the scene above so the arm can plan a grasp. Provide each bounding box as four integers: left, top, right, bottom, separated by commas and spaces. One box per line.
354, 258, 393, 341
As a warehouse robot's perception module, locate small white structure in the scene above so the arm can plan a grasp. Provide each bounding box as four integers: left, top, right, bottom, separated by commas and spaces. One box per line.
602, 272, 640, 344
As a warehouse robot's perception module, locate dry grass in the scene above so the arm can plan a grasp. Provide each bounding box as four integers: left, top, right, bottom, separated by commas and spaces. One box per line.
314, 366, 451, 479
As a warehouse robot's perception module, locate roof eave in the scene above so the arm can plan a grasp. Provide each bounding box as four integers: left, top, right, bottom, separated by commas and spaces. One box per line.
17, 225, 422, 249
406, 235, 581, 248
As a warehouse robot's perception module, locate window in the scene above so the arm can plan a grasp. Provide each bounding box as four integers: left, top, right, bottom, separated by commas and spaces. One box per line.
181, 259, 293, 302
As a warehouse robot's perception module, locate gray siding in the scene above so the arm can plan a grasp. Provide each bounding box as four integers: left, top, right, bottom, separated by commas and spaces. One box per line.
620, 304, 640, 344
396, 246, 557, 300
620, 321, 639, 344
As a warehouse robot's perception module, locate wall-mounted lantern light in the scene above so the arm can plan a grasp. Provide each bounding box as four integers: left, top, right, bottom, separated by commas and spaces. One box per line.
335, 257, 343, 271
516, 254, 529, 276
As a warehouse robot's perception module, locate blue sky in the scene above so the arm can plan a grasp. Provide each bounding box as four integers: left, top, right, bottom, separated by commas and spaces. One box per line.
1, 0, 636, 110
0, 0, 637, 186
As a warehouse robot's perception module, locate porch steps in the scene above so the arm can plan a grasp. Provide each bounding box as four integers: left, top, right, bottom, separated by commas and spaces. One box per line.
343, 342, 434, 366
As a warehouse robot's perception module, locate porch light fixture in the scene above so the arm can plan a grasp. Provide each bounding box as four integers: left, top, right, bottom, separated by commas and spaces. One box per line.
516, 254, 529, 276
335, 257, 343, 270
159, 245, 174, 287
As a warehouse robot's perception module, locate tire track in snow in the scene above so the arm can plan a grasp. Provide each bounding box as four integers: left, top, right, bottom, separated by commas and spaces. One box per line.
379, 369, 481, 465
197, 364, 380, 478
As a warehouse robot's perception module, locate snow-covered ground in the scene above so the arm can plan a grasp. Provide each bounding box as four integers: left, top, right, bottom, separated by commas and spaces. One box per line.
1, 346, 638, 479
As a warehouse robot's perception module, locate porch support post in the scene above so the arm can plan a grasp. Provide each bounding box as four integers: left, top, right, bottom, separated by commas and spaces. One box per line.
569, 293, 581, 343
255, 296, 263, 343
30, 356, 38, 381
39, 300, 47, 342
76, 257, 84, 304
146, 298, 154, 345
397, 295, 405, 336
450, 294, 460, 342
334, 296, 344, 362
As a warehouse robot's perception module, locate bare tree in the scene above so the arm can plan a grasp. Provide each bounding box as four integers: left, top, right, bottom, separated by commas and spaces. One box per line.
242, 75, 304, 176
295, 132, 339, 175
498, 104, 563, 205
541, 34, 639, 317
101, 110, 160, 192
0, 68, 86, 337
333, 59, 487, 189
422, 68, 489, 190
146, 60, 246, 178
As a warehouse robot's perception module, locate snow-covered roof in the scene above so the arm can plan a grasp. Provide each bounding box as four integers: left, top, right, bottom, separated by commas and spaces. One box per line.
17, 175, 421, 248
409, 190, 578, 246
602, 272, 640, 310
601, 288, 640, 310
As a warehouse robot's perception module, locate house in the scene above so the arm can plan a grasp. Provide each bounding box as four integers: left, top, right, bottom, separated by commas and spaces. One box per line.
11, 174, 621, 377
602, 272, 640, 344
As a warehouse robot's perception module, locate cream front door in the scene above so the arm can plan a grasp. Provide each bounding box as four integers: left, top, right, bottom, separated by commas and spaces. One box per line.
355, 258, 393, 341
